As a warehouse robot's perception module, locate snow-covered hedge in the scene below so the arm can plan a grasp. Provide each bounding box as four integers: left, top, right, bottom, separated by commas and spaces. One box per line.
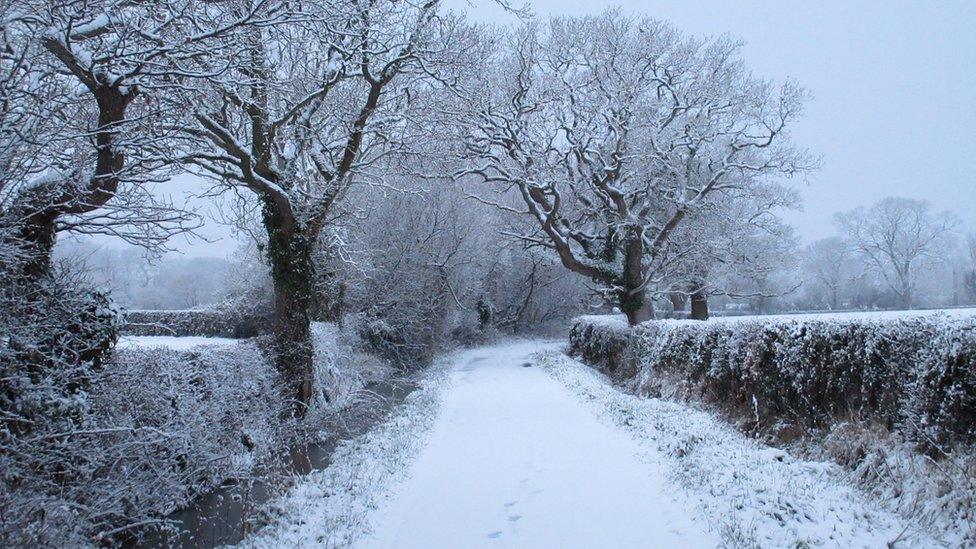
567, 315, 635, 380
0, 322, 390, 547
123, 308, 247, 337
571, 315, 976, 449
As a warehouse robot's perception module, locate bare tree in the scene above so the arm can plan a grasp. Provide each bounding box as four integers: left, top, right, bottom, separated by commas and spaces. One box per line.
963, 233, 976, 303
177, 0, 479, 414
460, 11, 811, 325
802, 236, 851, 310
661, 182, 799, 319
0, 1, 282, 283
836, 196, 957, 309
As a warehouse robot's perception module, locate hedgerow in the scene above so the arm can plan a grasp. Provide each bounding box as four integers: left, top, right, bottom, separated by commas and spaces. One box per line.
123, 308, 257, 338
570, 315, 976, 451
567, 315, 635, 380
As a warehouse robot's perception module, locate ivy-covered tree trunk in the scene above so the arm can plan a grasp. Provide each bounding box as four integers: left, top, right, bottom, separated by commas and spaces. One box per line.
619, 227, 653, 326
1, 210, 57, 281
1, 84, 129, 283
620, 290, 653, 326
264, 207, 316, 417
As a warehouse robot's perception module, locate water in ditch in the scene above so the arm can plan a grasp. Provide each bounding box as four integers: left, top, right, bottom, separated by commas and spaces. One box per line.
128, 376, 419, 548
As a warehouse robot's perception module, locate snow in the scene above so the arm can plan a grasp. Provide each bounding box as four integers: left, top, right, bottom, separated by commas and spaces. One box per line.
535, 350, 944, 547
239, 340, 945, 548
357, 340, 718, 548
586, 307, 976, 328
241, 350, 456, 548
70, 14, 110, 37
712, 307, 976, 323
572, 313, 630, 330
116, 335, 240, 350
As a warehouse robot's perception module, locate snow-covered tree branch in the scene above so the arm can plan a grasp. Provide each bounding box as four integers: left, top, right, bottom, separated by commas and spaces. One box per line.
459, 10, 813, 324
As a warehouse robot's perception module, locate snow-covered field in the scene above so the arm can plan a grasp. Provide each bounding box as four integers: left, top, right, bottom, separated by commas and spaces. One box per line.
714, 306, 976, 323
116, 335, 241, 350
238, 341, 941, 547
583, 307, 976, 328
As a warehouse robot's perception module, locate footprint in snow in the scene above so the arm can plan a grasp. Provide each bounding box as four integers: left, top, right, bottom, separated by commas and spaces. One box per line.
487, 531, 503, 539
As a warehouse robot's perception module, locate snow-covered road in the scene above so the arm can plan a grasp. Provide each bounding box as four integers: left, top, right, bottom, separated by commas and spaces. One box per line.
356, 341, 717, 548
246, 340, 935, 548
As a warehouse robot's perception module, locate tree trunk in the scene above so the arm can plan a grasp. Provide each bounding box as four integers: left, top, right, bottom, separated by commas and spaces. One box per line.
1, 82, 130, 284
669, 292, 687, 314
690, 289, 709, 321
265, 213, 316, 417
621, 296, 653, 326
1, 210, 57, 281
620, 283, 654, 326
619, 225, 653, 326
899, 290, 912, 310
897, 266, 913, 310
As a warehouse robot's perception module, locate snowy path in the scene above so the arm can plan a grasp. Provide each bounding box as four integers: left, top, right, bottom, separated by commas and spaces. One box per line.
356, 341, 717, 548
246, 340, 935, 548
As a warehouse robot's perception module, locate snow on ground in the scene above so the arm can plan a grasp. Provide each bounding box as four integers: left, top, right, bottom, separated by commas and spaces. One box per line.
583, 307, 976, 327
535, 350, 944, 547
236, 340, 942, 548
116, 335, 240, 350
239, 349, 457, 548
713, 307, 976, 323
356, 340, 717, 549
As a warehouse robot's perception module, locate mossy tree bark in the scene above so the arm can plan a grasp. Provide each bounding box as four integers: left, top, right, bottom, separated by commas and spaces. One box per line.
264, 202, 317, 416
619, 226, 653, 326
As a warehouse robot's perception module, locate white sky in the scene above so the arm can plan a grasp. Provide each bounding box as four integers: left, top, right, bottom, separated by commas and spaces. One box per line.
148, 0, 976, 258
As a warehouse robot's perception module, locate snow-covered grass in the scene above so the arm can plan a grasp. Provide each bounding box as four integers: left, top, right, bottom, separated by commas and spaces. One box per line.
117, 335, 240, 350
239, 348, 457, 548
309, 322, 393, 410
535, 350, 947, 547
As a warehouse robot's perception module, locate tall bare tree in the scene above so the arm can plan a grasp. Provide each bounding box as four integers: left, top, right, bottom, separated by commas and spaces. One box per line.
0, 1, 284, 283
664, 185, 799, 319
802, 236, 851, 310
460, 11, 811, 325
178, 0, 480, 414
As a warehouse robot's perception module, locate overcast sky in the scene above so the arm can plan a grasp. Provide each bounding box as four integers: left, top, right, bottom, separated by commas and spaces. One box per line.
452, 0, 976, 237
155, 0, 976, 258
